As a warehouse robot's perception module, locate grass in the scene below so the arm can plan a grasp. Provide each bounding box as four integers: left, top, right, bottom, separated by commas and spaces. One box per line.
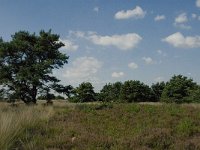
0, 103, 54, 150
0, 101, 200, 149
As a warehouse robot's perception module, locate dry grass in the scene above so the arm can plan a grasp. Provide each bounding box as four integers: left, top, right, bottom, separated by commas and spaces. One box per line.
0, 101, 200, 149
0, 102, 54, 150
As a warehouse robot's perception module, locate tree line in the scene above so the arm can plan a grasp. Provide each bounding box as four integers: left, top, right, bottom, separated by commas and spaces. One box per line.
65, 74, 200, 103
0, 30, 199, 104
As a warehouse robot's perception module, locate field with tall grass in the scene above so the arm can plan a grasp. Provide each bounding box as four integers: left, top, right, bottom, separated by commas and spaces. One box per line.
0, 101, 200, 149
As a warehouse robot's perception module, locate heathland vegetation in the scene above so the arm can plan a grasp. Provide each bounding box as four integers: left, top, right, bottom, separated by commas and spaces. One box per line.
0, 31, 200, 149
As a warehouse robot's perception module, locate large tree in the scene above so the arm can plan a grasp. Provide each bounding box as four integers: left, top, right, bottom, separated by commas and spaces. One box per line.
0, 30, 68, 104
120, 80, 152, 102
161, 75, 197, 103
99, 82, 122, 102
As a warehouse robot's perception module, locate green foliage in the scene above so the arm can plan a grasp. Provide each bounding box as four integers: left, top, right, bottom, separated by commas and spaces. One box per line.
161, 75, 197, 103
184, 86, 200, 103
99, 82, 122, 102
37, 94, 55, 100
151, 81, 166, 102
53, 84, 74, 99
69, 82, 96, 103
120, 80, 153, 102
0, 30, 68, 104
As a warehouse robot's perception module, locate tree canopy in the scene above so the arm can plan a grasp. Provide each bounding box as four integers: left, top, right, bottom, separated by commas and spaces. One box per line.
69, 82, 96, 103
0, 30, 68, 104
120, 80, 153, 102
161, 75, 197, 103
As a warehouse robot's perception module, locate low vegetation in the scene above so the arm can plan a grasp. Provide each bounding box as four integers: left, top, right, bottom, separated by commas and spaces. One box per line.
0, 103, 54, 149
1, 102, 199, 149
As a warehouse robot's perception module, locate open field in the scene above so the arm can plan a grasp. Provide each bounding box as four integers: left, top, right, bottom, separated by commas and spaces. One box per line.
0, 101, 200, 150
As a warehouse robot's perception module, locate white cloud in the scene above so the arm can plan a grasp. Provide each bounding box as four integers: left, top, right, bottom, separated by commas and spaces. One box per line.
154, 76, 164, 82
93, 7, 99, 12
60, 39, 79, 52
162, 32, 200, 48
111, 72, 124, 78
63, 57, 102, 82
142, 57, 154, 64
128, 62, 138, 69
174, 13, 191, 29
157, 50, 167, 57
115, 6, 146, 20
154, 15, 165, 21
67, 31, 142, 50
175, 24, 191, 30
175, 13, 188, 24
88, 33, 142, 50
196, 0, 200, 7
69, 30, 85, 38
192, 13, 197, 19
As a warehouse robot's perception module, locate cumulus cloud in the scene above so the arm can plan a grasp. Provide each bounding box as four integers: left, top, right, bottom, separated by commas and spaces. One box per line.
111, 72, 124, 78
88, 33, 142, 50
174, 13, 191, 29
157, 50, 167, 57
162, 32, 200, 48
68, 31, 142, 50
154, 15, 165, 21
60, 39, 79, 51
63, 57, 102, 82
175, 13, 188, 24
192, 13, 197, 19
142, 57, 154, 64
128, 62, 138, 69
93, 7, 99, 12
196, 0, 200, 7
114, 6, 146, 20
68, 30, 85, 38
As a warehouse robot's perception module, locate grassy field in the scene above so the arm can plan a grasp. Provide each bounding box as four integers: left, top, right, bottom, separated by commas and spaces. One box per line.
0, 101, 200, 150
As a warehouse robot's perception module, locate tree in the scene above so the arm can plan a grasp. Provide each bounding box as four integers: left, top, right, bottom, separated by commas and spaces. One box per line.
161, 75, 197, 103
0, 88, 4, 99
120, 80, 152, 102
184, 86, 200, 103
99, 82, 122, 102
53, 84, 74, 99
151, 82, 166, 102
0, 30, 68, 104
70, 82, 96, 102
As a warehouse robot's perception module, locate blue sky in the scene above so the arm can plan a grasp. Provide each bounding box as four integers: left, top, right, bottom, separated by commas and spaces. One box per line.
1, 0, 200, 90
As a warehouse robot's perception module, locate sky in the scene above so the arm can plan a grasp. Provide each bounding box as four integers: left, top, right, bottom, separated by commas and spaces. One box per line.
0, 0, 200, 91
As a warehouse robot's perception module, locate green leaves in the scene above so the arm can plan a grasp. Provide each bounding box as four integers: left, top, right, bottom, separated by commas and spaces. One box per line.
120, 80, 152, 102
70, 82, 96, 103
0, 30, 69, 103
161, 75, 197, 103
